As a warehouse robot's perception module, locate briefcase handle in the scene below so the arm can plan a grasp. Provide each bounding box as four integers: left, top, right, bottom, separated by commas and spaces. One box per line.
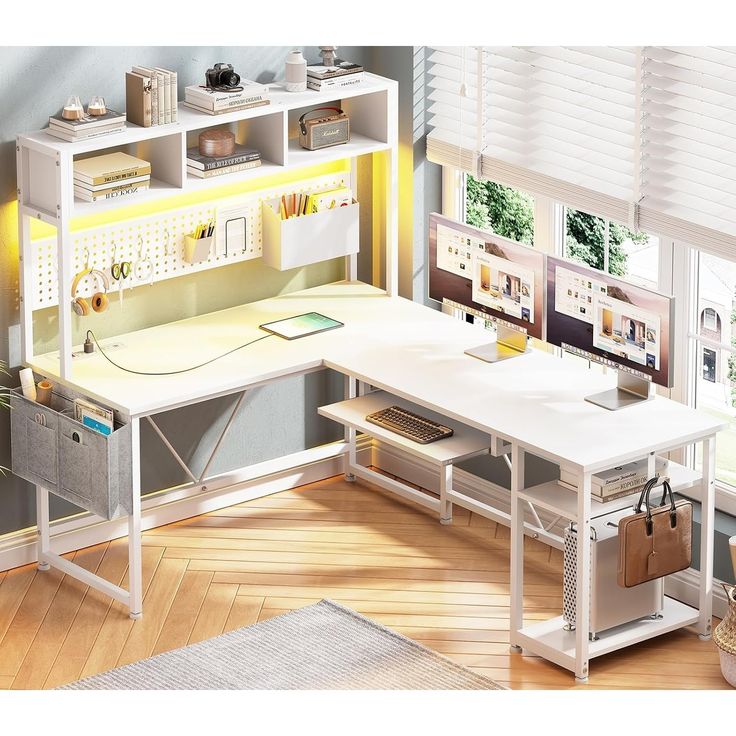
298, 107, 345, 135
634, 476, 677, 534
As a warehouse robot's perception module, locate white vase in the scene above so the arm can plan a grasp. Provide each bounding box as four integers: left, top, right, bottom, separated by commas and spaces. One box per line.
285, 50, 307, 93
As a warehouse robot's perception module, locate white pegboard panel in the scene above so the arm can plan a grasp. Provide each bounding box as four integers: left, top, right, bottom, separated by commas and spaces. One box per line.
31, 171, 350, 310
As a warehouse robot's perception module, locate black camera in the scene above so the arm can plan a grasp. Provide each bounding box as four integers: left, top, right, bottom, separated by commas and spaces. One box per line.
205, 63, 242, 90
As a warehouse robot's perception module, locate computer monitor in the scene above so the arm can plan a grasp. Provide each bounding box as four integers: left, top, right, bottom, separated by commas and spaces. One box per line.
546, 255, 674, 410
428, 213, 545, 362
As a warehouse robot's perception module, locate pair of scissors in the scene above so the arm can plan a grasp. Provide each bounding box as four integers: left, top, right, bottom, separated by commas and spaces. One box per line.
34, 412, 47, 426
110, 243, 132, 305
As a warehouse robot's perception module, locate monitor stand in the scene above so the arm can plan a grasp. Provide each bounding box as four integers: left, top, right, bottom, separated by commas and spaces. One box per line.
585, 370, 653, 411
465, 324, 529, 363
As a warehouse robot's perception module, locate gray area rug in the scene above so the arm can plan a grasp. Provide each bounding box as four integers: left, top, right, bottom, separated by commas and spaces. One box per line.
62, 599, 502, 690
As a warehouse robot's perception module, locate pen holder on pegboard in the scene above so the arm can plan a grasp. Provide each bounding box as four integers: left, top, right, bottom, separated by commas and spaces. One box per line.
183, 234, 213, 264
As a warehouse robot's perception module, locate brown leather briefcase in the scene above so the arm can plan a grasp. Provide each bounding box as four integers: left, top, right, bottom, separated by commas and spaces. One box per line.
617, 477, 692, 588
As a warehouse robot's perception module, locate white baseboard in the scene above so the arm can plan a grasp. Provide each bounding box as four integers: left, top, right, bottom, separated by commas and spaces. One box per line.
0, 440, 372, 574
665, 566, 729, 620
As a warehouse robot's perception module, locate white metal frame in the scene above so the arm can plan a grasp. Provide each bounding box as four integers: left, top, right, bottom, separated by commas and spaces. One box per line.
508, 434, 717, 682
17, 76, 400, 619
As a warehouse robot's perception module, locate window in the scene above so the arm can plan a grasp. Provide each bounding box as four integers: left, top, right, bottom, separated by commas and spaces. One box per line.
449, 167, 736, 506
563, 208, 659, 289
702, 308, 720, 335
465, 175, 534, 246
694, 252, 736, 490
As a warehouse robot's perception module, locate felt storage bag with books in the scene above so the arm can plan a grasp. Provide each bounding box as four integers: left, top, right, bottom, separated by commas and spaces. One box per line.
617, 477, 692, 588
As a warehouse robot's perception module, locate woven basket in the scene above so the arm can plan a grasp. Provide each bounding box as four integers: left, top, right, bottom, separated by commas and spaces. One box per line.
714, 584, 736, 656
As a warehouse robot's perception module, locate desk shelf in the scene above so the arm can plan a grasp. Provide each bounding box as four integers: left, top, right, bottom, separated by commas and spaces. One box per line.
514, 596, 699, 672
18, 76, 394, 222
318, 390, 491, 467
320, 389, 491, 525
518, 460, 702, 522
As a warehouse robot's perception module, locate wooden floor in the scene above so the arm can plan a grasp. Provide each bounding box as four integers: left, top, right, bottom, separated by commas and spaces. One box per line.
0, 473, 728, 690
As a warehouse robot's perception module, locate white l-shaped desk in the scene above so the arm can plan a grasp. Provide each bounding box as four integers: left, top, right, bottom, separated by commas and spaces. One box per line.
29, 281, 725, 682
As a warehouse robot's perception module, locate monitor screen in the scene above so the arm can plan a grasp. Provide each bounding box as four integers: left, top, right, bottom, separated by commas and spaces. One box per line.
546, 256, 674, 388
428, 213, 545, 340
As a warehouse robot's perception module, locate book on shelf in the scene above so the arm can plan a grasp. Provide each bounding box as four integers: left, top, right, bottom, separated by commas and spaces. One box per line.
73, 152, 151, 186
163, 67, 178, 122
126, 71, 152, 127
185, 80, 268, 104
48, 109, 125, 131
306, 60, 363, 80
46, 122, 126, 142
182, 99, 270, 116
184, 87, 269, 111
558, 456, 669, 498
307, 73, 364, 91
592, 484, 650, 504
187, 159, 262, 178
186, 144, 260, 171
74, 181, 150, 202
74, 173, 150, 192
131, 66, 160, 125
128, 65, 178, 127
157, 67, 172, 124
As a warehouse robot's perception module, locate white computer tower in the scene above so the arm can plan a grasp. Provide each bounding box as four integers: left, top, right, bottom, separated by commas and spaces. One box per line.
563, 507, 664, 638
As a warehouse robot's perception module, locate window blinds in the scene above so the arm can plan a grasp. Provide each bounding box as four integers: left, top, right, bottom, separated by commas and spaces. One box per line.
637, 47, 736, 258
426, 46, 736, 259
481, 46, 639, 224
426, 46, 483, 175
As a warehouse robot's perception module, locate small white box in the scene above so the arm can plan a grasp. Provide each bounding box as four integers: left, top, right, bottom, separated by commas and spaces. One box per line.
261, 199, 359, 271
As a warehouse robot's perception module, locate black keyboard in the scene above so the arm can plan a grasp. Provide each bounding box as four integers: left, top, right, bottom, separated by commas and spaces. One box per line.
365, 405, 454, 445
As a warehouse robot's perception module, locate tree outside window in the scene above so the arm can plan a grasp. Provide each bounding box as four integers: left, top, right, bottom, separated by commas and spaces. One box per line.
465, 176, 534, 245
564, 209, 657, 288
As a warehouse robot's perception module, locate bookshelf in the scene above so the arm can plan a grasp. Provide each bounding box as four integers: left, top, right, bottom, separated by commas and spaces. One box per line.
16, 73, 399, 379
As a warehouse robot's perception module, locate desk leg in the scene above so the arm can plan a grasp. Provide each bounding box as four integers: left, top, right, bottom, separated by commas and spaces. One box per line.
128, 417, 143, 620
509, 444, 524, 653
574, 469, 592, 683
344, 376, 357, 482
35, 484, 51, 571
698, 434, 716, 640
439, 464, 453, 525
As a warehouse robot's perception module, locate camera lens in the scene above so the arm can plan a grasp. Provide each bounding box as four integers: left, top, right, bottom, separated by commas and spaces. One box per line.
221, 70, 240, 87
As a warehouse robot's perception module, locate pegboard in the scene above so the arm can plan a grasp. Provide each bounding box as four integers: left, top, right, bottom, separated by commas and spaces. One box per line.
31, 171, 351, 310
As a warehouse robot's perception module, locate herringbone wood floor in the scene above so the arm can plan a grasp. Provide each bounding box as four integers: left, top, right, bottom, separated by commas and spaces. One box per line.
0, 474, 727, 690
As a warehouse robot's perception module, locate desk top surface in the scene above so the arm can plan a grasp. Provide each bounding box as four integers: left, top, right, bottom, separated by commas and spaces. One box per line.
32, 281, 725, 472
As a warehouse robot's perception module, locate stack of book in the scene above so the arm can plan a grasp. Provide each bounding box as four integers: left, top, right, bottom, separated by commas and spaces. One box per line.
183, 80, 269, 115
186, 144, 261, 179
46, 109, 126, 142
559, 456, 669, 503
306, 60, 364, 91
73, 152, 151, 203
126, 65, 178, 128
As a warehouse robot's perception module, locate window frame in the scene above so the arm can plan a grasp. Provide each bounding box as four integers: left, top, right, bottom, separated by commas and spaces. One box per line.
442, 165, 736, 515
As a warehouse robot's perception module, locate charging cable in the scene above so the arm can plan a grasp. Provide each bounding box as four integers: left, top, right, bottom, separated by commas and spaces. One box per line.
85, 329, 273, 376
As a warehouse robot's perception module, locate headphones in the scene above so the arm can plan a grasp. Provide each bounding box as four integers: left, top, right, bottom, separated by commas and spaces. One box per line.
71, 267, 110, 316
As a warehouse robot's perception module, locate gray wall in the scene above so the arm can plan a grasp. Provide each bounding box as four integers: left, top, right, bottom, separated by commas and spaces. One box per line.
0, 45, 371, 535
